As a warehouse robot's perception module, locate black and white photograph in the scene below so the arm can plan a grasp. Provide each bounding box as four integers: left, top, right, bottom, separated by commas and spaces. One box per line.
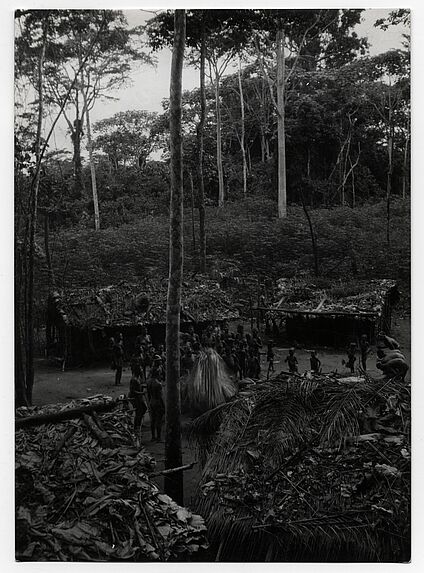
11, 3, 413, 564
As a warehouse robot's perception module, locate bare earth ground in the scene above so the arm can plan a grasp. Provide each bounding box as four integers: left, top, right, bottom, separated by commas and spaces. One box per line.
29, 314, 410, 508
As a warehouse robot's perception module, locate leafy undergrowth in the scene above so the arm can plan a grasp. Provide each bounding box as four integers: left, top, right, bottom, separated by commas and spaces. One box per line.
32, 198, 410, 324
15, 397, 208, 562
189, 372, 411, 562
40, 198, 409, 285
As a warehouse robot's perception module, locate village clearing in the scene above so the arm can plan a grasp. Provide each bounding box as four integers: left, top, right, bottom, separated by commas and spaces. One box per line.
28, 315, 410, 507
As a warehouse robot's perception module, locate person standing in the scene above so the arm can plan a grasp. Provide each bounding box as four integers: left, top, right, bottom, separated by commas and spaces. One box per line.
310, 350, 321, 374
147, 368, 165, 442
266, 341, 275, 379
344, 342, 357, 374
359, 334, 371, 370
113, 336, 124, 386
285, 348, 298, 374
237, 341, 247, 379
128, 375, 147, 439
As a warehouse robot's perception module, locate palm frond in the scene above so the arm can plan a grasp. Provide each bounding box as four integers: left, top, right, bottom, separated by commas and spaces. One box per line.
181, 348, 237, 414
190, 369, 410, 562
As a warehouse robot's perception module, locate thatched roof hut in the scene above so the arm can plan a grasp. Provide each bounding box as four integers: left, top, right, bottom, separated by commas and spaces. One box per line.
46, 278, 239, 366
189, 372, 410, 562
254, 278, 398, 346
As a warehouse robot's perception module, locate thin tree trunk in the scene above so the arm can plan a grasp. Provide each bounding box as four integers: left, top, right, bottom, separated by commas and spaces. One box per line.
44, 212, 56, 288
265, 138, 270, 162
307, 147, 311, 179
189, 171, 196, 252
238, 57, 247, 196
387, 130, 393, 247
26, 29, 47, 405
247, 146, 252, 172
260, 130, 266, 163
351, 156, 356, 209
300, 190, 319, 277
197, 24, 207, 273
165, 9, 185, 505
402, 116, 410, 199
72, 90, 84, 197
276, 29, 287, 218
86, 108, 100, 229
80, 66, 100, 231
15, 240, 28, 407
386, 89, 394, 247
215, 68, 225, 207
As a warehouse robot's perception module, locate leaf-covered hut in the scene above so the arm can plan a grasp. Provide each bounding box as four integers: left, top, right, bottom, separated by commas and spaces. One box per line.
189, 372, 410, 562
255, 278, 399, 346
15, 396, 208, 561
46, 277, 239, 366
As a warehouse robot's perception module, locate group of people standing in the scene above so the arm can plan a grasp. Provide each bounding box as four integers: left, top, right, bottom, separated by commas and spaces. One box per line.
110, 323, 408, 441
282, 330, 408, 381
198, 322, 276, 380
110, 328, 165, 442
343, 331, 408, 380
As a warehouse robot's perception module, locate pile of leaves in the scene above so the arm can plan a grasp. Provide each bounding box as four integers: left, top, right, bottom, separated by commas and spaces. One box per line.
15, 397, 208, 562
273, 277, 397, 315
51, 277, 239, 330
189, 373, 410, 562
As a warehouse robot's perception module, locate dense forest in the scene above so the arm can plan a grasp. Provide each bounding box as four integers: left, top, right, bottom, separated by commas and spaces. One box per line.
15, 8, 410, 403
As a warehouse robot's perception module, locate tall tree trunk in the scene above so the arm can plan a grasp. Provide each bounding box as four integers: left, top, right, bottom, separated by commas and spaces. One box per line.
165, 9, 185, 505
197, 23, 207, 273
25, 30, 47, 405
300, 190, 319, 277
386, 129, 393, 247
307, 147, 311, 179
238, 57, 247, 196
402, 116, 410, 200
276, 29, 287, 218
44, 212, 56, 288
386, 90, 394, 247
215, 69, 225, 207
79, 65, 100, 230
15, 240, 28, 407
72, 90, 84, 198
260, 130, 266, 163
189, 171, 196, 253
85, 107, 100, 230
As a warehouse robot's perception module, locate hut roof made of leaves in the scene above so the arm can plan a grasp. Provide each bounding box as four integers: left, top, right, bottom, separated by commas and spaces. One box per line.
189, 372, 410, 562
270, 278, 397, 317
15, 396, 208, 562
50, 277, 239, 330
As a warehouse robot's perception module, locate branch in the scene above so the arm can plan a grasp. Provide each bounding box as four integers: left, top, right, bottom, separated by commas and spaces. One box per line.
150, 461, 197, 477
254, 36, 279, 117
285, 14, 323, 85
29, 12, 109, 192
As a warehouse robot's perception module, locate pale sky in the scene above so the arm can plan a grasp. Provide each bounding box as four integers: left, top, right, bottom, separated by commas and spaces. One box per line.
43, 8, 409, 154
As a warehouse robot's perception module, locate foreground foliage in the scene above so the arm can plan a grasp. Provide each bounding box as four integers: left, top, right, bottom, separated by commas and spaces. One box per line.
15, 397, 208, 561
189, 372, 410, 562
